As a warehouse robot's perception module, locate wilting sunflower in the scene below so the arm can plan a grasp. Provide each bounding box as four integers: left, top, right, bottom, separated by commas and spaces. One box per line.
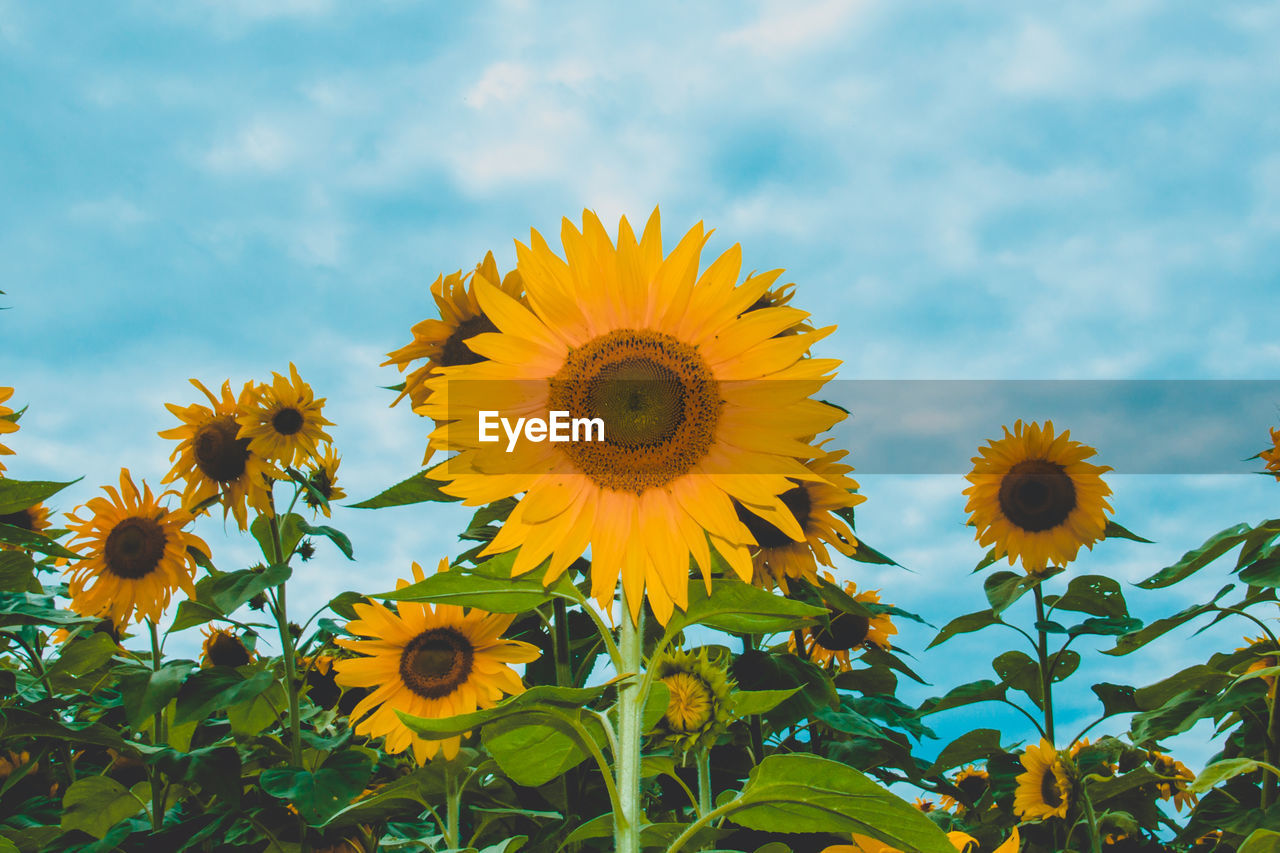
1014, 738, 1072, 821
384, 252, 525, 413
0, 386, 19, 473
743, 444, 865, 593
63, 469, 209, 626
1149, 751, 1197, 812
423, 210, 842, 624
652, 647, 735, 756
0, 501, 50, 550
334, 559, 540, 764
964, 420, 1113, 574
301, 444, 345, 517
200, 626, 254, 667
160, 379, 277, 530
793, 573, 897, 670
236, 363, 333, 468
939, 764, 990, 813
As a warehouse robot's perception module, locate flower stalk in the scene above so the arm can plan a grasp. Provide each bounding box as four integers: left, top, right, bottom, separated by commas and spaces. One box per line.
148, 619, 166, 832
1033, 584, 1055, 743
615, 590, 644, 853
267, 511, 303, 767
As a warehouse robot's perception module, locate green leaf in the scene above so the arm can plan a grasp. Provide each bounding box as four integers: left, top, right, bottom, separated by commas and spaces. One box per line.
260, 751, 374, 826
0, 522, 78, 559
984, 569, 1059, 616
228, 682, 287, 736
731, 651, 838, 726
152, 744, 243, 805
168, 600, 229, 634
1091, 683, 1139, 717
719, 754, 955, 853
667, 579, 824, 637
206, 563, 292, 615
925, 729, 1003, 775
482, 714, 593, 787
917, 680, 1007, 717
377, 561, 556, 613
0, 709, 127, 751
1102, 520, 1153, 544
175, 668, 275, 725
397, 685, 608, 738
1087, 767, 1159, 805
294, 519, 354, 560
731, 688, 801, 717
60, 777, 146, 840
642, 681, 671, 732
1137, 523, 1252, 589
0, 478, 79, 515
46, 632, 119, 681
1051, 574, 1129, 617
0, 551, 38, 593
348, 469, 461, 508
1133, 665, 1231, 710
1191, 758, 1280, 793
0, 591, 94, 626
1239, 553, 1280, 587
927, 609, 1000, 649
1239, 829, 1280, 853
972, 548, 1001, 573
1102, 585, 1233, 656
992, 651, 1043, 705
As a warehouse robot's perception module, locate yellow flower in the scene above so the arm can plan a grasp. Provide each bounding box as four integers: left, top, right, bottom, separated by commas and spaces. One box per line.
1262, 427, 1280, 479
822, 827, 1018, 853
423, 209, 842, 624
0, 386, 18, 473
236, 363, 334, 468
1149, 751, 1197, 812
200, 626, 254, 667
792, 573, 897, 670
939, 764, 990, 813
0, 501, 50, 550
159, 378, 277, 530
63, 469, 209, 626
301, 444, 345, 517
653, 648, 734, 756
383, 252, 525, 414
1240, 635, 1278, 699
334, 559, 540, 763
1014, 739, 1072, 821
744, 444, 865, 593
964, 420, 1113, 574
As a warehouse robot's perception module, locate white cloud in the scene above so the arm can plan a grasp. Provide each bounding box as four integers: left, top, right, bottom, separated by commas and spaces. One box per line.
721, 0, 875, 57
68, 197, 149, 228
997, 21, 1082, 97
203, 120, 298, 173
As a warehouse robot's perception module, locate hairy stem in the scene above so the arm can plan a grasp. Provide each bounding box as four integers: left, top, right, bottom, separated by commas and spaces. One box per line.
614, 590, 644, 853
696, 748, 712, 817
1033, 585, 1055, 743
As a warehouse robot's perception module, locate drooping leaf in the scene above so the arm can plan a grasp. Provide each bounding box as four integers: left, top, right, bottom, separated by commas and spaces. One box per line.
1091, 683, 1139, 717
928, 609, 1000, 649
1137, 523, 1252, 589
174, 667, 275, 725
1102, 520, 1153, 544
0, 522, 78, 559
1102, 585, 1234, 656
348, 469, 461, 508
1051, 574, 1129, 617
294, 519, 354, 560
481, 714, 593, 787
917, 680, 1007, 717
984, 570, 1059, 616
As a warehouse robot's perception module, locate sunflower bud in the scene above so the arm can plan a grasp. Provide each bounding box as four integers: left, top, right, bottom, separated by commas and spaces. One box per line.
652, 648, 735, 757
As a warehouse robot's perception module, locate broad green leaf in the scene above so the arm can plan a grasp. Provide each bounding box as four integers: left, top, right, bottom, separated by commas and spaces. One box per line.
0, 478, 79, 515
1238, 519, 1280, 567
833, 666, 898, 696
1137, 523, 1252, 589
60, 777, 146, 840
0, 551, 38, 593
1091, 683, 1139, 717
206, 563, 292, 615
1050, 574, 1129, 617
1102, 585, 1233, 656
294, 519, 354, 560
0, 708, 127, 751
168, 600, 230, 634
377, 564, 555, 612
228, 682, 287, 736
984, 569, 1058, 616
398, 685, 607, 738
1133, 665, 1231, 711
260, 751, 373, 826
1062, 616, 1143, 637
249, 513, 307, 563
0, 522, 78, 559
482, 714, 591, 787
917, 680, 1006, 717
859, 647, 928, 685
1191, 758, 1280, 793
1240, 829, 1280, 853
1239, 553, 1280, 587
972, 547, 1001, 573
928, 609, 1000, 649
667, 579, 824, 636
1102, 519, 1153, 543
45, 633, 119, 683
1087, 767, 1159, 805
992, 650, 1043, 706
925, 729, 1003, 776
0, 592, 91, 627
717, 755, 955, 853
642, 681, 671, 732
175, 667, 274, 724
731, 688, 801, 717
152, 744, 243, 805
348, 469, 461, 508
321, 761, 462, 827
731, 651, 838, 726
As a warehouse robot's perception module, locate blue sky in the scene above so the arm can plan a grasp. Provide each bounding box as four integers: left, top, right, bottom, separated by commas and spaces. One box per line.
3, 0, 1280, 777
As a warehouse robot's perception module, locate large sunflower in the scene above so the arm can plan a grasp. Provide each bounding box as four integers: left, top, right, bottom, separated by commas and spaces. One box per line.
384, 252, 525, 414
742, 444, 864, 592
159, 378, 277, 530
334, 559, 540, 764
423, 210, 843, 624
0, 386, 19, 473
236, 363, 333, 468
1014, 738, 1072, 821
63, 468, 209, 626
964, 420, 1113, 574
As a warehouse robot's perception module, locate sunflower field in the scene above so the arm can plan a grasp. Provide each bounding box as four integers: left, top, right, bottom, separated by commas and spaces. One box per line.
1, 213, 1279, 853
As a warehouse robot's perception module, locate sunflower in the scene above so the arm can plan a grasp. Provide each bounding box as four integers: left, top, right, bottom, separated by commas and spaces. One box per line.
236, 363, 333, 468
939, 764, 990, 813
964, 420, 1113, 574
200, 626, 254, 667
301, 444, 345, 516
159, 378, 277, 530
1149, 751, 1197, 812
792, 573, 897, 670
743, 444, 865, 593
652, 647, 735, 756
63, 468, 209, 626
1241, 635, 1278, 699
1261, 428, 1280, 479
0, 501, 50, 550
0, 387, 19, 474
384, 252, 525, 414
740, 280, 812, 335
334, 559, 540, 764
422, 210, 842, 625
1014, 738, 1072, 821
821, 828, 1017, 853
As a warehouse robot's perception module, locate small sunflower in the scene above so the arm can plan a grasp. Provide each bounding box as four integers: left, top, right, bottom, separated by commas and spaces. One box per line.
793, 573, 897, 670
1149, 751, 1197, 812
0, 501, 50, 550
63, 469, 209, 626
1261, 428, 1280, 479
913, 797, 937, 813
200, 626, 254, 667
159, 378, 277, 530
1014, 738, 1072, 821
652, 647, 735, 756
964, 420, 1113, 574
742, 445, 865, 593
301, 444, 345, 516
0, 386, 19, 473
236, 363, 333, 468
334, 559, 540, 764
939, 764, 990, 813
1240, 635, 1278, 699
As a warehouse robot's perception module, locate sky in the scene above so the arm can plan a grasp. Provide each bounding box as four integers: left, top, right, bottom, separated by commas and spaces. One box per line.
3, 0, 1280, 780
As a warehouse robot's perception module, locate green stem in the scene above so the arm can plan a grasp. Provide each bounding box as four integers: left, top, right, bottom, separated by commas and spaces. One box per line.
1033, 585, 1055, 743
741, 636, 765, 763
696, 748, 712, 817
666, 799, 739, 853
148, 620, 166, 832
268, 513, 303, 767
614, 589, 644, 853
1081, 784, 1102, 853
1265, 682, 1279, 808
552, 597, 578, 808
445, 765, 462, 850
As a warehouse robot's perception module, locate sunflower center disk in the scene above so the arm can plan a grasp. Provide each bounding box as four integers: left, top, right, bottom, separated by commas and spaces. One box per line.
1040, 763, 1064, 808
400, 628, 474, 699
662, 672, 714, 732
0, 509, 34, 530
104, 517, 168, 579
442, 315, 498, 367
814, 611, 872, 651
548, 330, 720, 493
208, 633, 252, 667
271, 407, 305, 436
998, 459, 1077, 532
735, 483, 811, 549
193, 416, 251, 482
